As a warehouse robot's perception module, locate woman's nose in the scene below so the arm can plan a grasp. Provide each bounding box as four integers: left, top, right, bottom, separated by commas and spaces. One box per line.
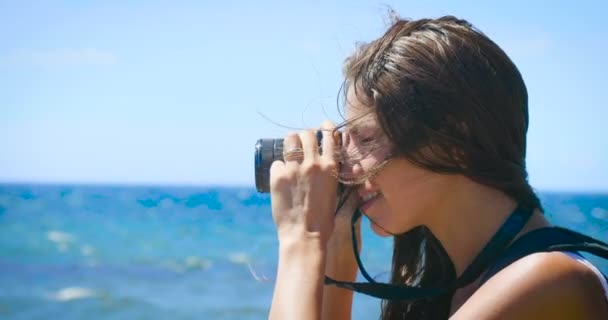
341, 162, 363, 178
352, 163, 363, 175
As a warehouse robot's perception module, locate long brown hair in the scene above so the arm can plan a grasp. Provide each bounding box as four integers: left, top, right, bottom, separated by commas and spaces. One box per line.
338, 14, 542, 319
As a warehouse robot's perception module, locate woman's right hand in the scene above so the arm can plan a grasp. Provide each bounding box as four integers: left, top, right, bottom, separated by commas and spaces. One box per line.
322, 188, 361, 320
268, 122, 340, 320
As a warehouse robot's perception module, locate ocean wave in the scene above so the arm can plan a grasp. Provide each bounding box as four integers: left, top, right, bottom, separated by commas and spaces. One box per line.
47, 230, 75, 244
49, 286, 96, 302
553, 204, 587, 224
80, 245, 95, 256
591, 207, 608, 220
63, 190, 85, 209
47, 230, 76, 252
161, 256, 213, 273
228, 252, 250, 265
184, 256, 212, 270
159, 198, 174, 209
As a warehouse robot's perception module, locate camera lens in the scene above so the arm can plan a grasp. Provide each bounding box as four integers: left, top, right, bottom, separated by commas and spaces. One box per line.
254, 139, 284, 193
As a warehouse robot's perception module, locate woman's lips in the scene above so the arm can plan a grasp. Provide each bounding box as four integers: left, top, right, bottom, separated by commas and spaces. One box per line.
359, 191, 381, 212
360, 191, 379, 202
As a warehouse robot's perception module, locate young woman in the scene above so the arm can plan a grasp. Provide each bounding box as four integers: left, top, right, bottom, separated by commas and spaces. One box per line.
267, 15, 608, 319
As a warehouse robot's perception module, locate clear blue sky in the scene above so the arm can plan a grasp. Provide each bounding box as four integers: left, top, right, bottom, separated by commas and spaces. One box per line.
1, 1, 606, 192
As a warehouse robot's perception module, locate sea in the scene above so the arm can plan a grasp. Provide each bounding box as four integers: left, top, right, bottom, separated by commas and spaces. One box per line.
0, 184, 606, 320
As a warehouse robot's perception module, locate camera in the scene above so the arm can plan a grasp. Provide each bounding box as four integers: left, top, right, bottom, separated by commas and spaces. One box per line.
254, 138, 284, 193
254, 131, 341, 193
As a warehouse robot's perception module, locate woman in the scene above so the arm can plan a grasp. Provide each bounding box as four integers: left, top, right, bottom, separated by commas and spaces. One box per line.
268, 15, 608, 319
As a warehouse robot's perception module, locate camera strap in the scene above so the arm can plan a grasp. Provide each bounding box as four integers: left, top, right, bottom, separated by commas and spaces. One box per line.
479, 226, 608, 285
324, 204, 535, 300
325, 205, 608, 301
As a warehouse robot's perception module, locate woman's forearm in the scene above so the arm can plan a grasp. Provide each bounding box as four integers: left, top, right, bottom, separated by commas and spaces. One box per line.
321, 252, 358, 320
269, 239, 327, 320
321, 221, 360, 320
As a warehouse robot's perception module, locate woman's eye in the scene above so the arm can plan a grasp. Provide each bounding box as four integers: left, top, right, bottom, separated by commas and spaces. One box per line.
360, 136, 374, 144
346, 129, 376, 145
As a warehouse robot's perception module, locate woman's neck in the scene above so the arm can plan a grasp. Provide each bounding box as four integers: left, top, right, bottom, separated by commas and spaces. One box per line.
425, 179, 550, 277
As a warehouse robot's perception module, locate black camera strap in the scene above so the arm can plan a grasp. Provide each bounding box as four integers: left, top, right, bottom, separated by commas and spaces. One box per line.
324, 204, 535, 300
325, 205, 608, 301
480, 226, 608, 285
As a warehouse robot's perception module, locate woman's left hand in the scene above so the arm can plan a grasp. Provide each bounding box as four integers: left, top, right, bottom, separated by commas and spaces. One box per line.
269, 121, 340, 247
268, 121, 341, 320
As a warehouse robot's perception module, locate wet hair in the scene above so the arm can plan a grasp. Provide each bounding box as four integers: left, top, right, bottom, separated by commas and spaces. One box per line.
336, 14, 542, 319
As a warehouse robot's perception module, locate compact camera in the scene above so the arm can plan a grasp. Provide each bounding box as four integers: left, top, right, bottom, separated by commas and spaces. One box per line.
254, 131, 342, 193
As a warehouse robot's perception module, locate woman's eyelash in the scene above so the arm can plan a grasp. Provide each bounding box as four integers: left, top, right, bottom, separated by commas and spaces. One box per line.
360, 136, 374, 143
346, 129, 378, 144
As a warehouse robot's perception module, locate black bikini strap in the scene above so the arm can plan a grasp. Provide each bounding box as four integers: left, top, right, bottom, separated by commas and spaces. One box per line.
324, 205, 534, 301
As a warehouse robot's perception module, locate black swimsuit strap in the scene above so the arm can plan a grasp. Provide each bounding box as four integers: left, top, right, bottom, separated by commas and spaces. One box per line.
324, 205, 534, 301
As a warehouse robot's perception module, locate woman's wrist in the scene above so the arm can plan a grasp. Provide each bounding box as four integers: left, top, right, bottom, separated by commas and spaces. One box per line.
271, 227, 329, 320
279, 234, 328, 258
276, 237, 328, 293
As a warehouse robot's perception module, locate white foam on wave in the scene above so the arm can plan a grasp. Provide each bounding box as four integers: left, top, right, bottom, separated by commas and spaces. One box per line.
591, 207, 608, 220
47, 230, 75, 244
558, 205, 586, 224
50, 287, 96, 302
47, 230, 76, 252
184, 256, 213, 270
228, 252, 250, 265
80, 245, 95, 256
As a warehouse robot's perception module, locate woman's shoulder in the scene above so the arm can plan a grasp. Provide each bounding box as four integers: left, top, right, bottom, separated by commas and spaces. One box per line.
451, 251, 608, 319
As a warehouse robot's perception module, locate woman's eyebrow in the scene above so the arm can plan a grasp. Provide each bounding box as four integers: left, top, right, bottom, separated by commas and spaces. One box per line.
350, 123, 374, 136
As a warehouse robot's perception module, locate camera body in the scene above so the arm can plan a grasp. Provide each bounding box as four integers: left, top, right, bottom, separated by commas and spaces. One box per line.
254, 131, 341, 193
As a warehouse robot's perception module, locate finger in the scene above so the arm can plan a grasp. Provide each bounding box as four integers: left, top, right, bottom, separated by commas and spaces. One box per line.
320, 120, 336, 161
299, 129, 317, 160
282, 132, 303, 163
269, 159, 285, 193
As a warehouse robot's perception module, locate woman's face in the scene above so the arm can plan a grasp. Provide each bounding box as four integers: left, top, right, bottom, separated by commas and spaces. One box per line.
343, 88, 457, 237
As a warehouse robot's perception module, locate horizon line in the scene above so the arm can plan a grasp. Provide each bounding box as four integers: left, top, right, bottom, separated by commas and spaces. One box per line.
1, 180, 607, 195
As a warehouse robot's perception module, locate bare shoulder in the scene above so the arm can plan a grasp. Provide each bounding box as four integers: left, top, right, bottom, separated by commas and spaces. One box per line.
451, 252, 608, 320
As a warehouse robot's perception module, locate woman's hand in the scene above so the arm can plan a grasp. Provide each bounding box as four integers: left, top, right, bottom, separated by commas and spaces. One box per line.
268, 121, 341, 320
269, 122, 340, 247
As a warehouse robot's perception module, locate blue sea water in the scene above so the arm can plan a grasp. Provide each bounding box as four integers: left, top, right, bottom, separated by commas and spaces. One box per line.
0, 184, 606, 320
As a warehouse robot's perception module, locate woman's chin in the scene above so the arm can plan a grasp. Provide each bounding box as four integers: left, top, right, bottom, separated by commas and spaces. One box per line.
369, 220, 392, 237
